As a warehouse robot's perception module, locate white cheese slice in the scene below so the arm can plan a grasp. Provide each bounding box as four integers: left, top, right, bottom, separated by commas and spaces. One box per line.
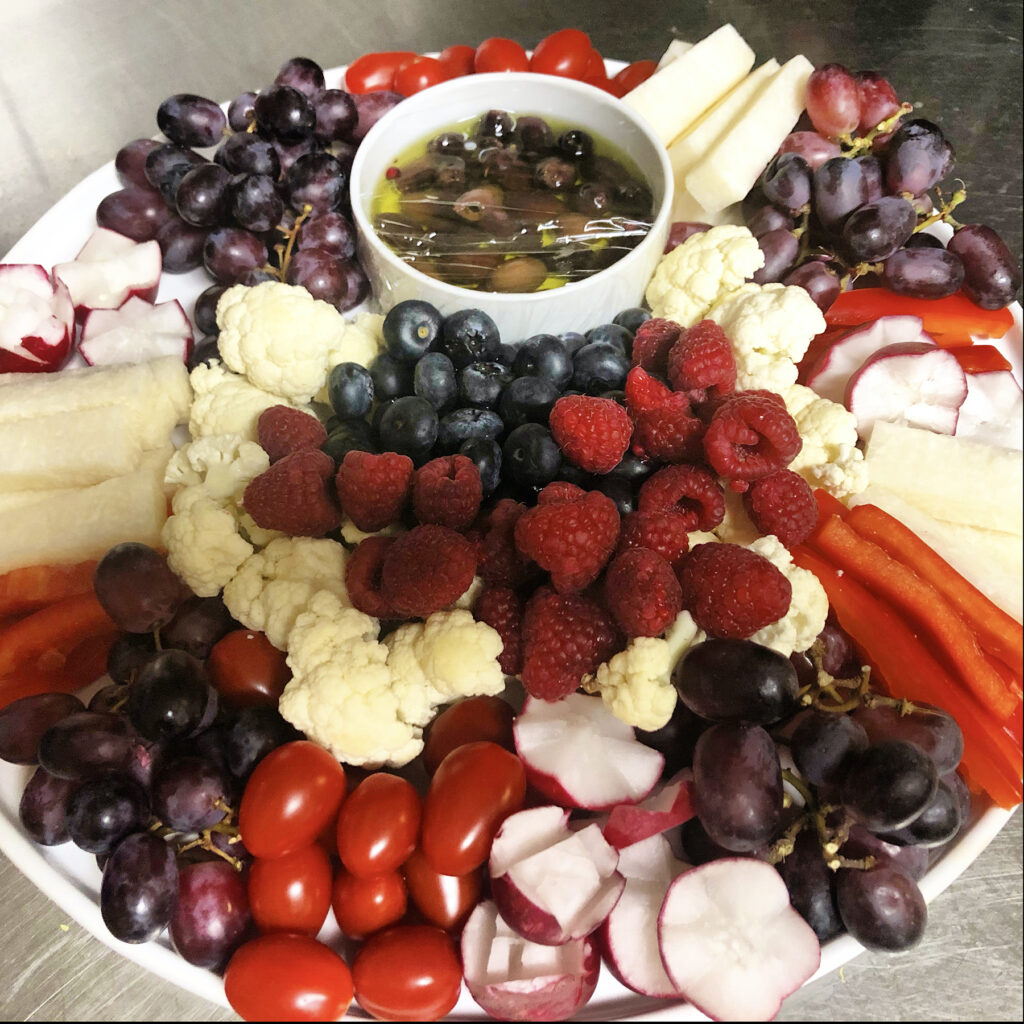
656, 39, 693, 69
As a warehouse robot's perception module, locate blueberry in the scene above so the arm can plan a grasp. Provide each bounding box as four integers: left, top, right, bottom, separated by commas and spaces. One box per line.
440, 308, 501, 368
559, 331, 587, 357
459, 361, 513, 408
459, 437, 502, 496
370, 353, 415, 400
321, 419, 377, 466
556, 461, 594, 489
378, 396, 439, 460
572, 343, 631, 393
413, 352, 457, 412
187, 335, 221, 371
503, 423, 562, 488
512, 335, 573, 389
613, 307, 652, 334
327, 362, 374, 419
598, 475, 635, 516
370, 397, 397, 436
585, 323, 633, 354
608, 451, 655, 483
499, 376, 560, 430
437, 407, 505, 451
382, 299, 443, 362
494, 342, 520, 367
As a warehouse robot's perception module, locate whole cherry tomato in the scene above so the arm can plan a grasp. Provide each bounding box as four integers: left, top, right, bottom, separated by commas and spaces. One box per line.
422, 695, 516, 776
529, 28, 592, 79
345, 51, 417, 93
402, 847, 482, 931
613, 59, 658, 95
352, 925, 462, 1021
583, 48, 606, 80
208, 630, 290, 708
224, 933, 354, 1022
249, 843, 333, 935
239, 741, 347, 859
336, 772, 420, 877
331, 867, 407, 938
474, 37, 529, 74
438, 43, 476, 79
420, 740, 526, 876
394, 56, 450, 96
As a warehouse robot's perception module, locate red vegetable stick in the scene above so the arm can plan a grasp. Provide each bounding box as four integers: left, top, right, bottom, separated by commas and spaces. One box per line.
945, 344, 1014, 374
824, 289, 1014, 339
0, 630, 116, 709
0, 560, 98, 617
810, 491, 848, 537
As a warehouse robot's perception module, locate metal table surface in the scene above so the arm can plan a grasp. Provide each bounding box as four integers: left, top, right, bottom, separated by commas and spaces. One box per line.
0, 0, 1020, 1020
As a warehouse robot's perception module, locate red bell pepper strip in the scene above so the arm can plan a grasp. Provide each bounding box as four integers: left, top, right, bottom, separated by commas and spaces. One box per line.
824, 289, 1014, 339
945, 344, 1014, 374
0, 630, 116, 709
0, 560, 98, 617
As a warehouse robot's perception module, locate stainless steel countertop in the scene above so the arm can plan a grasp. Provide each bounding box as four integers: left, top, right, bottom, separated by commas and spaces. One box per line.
0, 1, 1021, 1021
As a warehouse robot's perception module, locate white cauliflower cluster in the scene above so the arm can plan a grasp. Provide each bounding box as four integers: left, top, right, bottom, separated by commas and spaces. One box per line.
317, 312, 384, 403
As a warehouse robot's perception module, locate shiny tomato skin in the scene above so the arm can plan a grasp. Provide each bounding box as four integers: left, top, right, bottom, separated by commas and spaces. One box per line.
422, 695, 516, 776
352, 925, 462, 1021
239, 741, 347, 860
249, 844, 333, 935
438, 44, 476, 78
394, 56, 450, 97
331, 867, 407, 939
224, 933, 353, 1022
336, 772, 420, 877
345, 51, 417, 93
402, 847, 482, 932
420, 740, 527, 876
529, 28, 592, 79
474, 37, 529, 74
613, 59, 658, 94
208, 630, 290, 708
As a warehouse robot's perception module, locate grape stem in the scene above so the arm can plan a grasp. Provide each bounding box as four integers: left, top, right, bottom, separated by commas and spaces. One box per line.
841, 102, 914, 156
267, 202, 314, 281
913, 182, 968, 233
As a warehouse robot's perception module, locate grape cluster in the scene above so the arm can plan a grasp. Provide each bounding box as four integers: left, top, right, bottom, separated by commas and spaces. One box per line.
638, 618, 969, 953
97, 57, 401, 311
740, 63, 1021, 310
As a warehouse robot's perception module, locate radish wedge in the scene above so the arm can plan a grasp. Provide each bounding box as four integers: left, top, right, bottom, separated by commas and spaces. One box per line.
0, 264, 74, 373
80, 296, 193, 366
954, 370, 1024, 450
602, 769, 696, 850
658, 858, 820, 1021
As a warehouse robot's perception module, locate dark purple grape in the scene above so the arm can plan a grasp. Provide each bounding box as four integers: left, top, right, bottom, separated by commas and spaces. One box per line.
747, 205, 794, 239
285, 151, 347, 214
254, 84, 315, 143
947, 224, 1023, 309
813, 155, 877, 231
227, 91, 258, 132
203, 227, 269, 284
94, 543, 187, 633
840, 823, 931, 880
106, 633, 157, 686
777, 827, 843, 941
783, 260, 841, 312
855, 71, 901, 133
88, 684, 128, 713
67, 774, 150, 854
285, 247, 347, 307
840, 740, 938, 832
883, 247, 965, 299
175, 163, 231, 228
217, 133, 281, 177
126, 737, 164, 791
101, 832, 179, 943
836, 865, 927, 951
193, 284, 226, 337
275, 56, 326, 100
679, 815, 767, 865
942, 770, 972, 833
188, 336, 220, 371
19, 767, 80, 845
761, 153, 812, 214
116, 138, 162, 190
850, 701, 963, 775
272, 136, 316, 176
156, 217, 207, 274
778, 131, 842, 169
636, 699, 709, 778
878, 777, 963, 848
885, 119, 954, 195
157, 94, 226, 148
152, 755, 231, 831
314, 89, 358, 142
162, 595, 236, 661
0, 693, 84, 765
790, 710, 869, 786
752, 228, 800, 284
805, 63, 862, 140
815, 615, 861, 677
170, 861, 251, 969
38, 712, 136, 781
127, 650, 213, 742
97, 186, 175, 242
665, 221, 711, 252
223, 706, 302, 781
905, 231, 945, 249
229, 174, 284, 233
145, 143, 206, 197
297, 211, 355, 259
842, 195, 918, 261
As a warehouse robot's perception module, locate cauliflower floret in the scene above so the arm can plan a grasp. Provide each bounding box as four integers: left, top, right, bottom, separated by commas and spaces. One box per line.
746, 535, 828, 656
707, 282, 826, 392
339, 515, 403, 545
223, 536, 349, 649
645, 225, 764, 328
317, 313, 385, 403
714, 488, 761, 546
450, 575, 484, 611
782, 383, 869, 500
164, 433, 269, 503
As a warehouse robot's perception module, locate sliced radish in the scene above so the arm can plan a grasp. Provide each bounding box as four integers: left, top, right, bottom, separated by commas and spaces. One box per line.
806, 315, 931, 405
513, 694, 664, 811
0, 264, 74, 373
954, 370, 1024, 450
461, 900, 600, 1022
845, 341, 968, 438
658, 858, 821, 1021
79, 296, 193, 366
489, 805, 624, 946
597, 833, 688, 998
602, 769, 696, 850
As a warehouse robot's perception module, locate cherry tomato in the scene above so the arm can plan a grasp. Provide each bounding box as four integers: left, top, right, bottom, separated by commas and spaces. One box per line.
336, 771, 420, 877
583, 48, 606, 80
422, 695, 515, 776
402, 847, 482, 932
225, 933, 353, 1022
474, 37, 529, 74
613, 59, 658, 95
438, 44, 476, 79
345, 51, 417, 93
248, 844, 333, 935
331, 867, 407, 938
529, 28, 592, 79
239, 741, 347, 859
394, 56, 450, 97
208, 630, 290, 708
352, 925, 462, 1021
420, 740, 526, 876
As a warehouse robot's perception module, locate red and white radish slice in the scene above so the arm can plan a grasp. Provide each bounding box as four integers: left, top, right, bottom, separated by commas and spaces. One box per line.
806, 315, 930, 405
658, 858, 821, 1021
602, 769, 696, 850
597, 833, 688, 998
0, 264, 74, 372
461, 900, 601, 1022
954, 370, 1024, 450
513, 694, 664, 811
489, 805, 624, 946
845, 341, 968, 438
79, 296, 193, 366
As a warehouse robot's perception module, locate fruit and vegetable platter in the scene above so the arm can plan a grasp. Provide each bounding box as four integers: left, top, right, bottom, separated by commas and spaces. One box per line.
0, 23, 1021, 1024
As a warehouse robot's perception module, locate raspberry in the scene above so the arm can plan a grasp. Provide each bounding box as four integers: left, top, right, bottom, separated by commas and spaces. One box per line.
549, 395, 633, 474
638, 464, 725, 532
478, 499, 536, 588
514, 489, 620, 593
666, 320, 737, 409
702, 391, 803, 485
380, 525, 477, 618
624, 366, 705, 463
243, 450, 340, 537
256, 405, 328, 463
537, 481, 587, 505
521, 588, 621, 701
605, 548, 683, 638
630, 317, 682, 376
678, 542, 792, 639
743, 469, 819, 546
345, 536, 397, 618
335, 451, 414, 532
618, 509, 691, 570
413, 455, 483, 530
473, 586, 523, 675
